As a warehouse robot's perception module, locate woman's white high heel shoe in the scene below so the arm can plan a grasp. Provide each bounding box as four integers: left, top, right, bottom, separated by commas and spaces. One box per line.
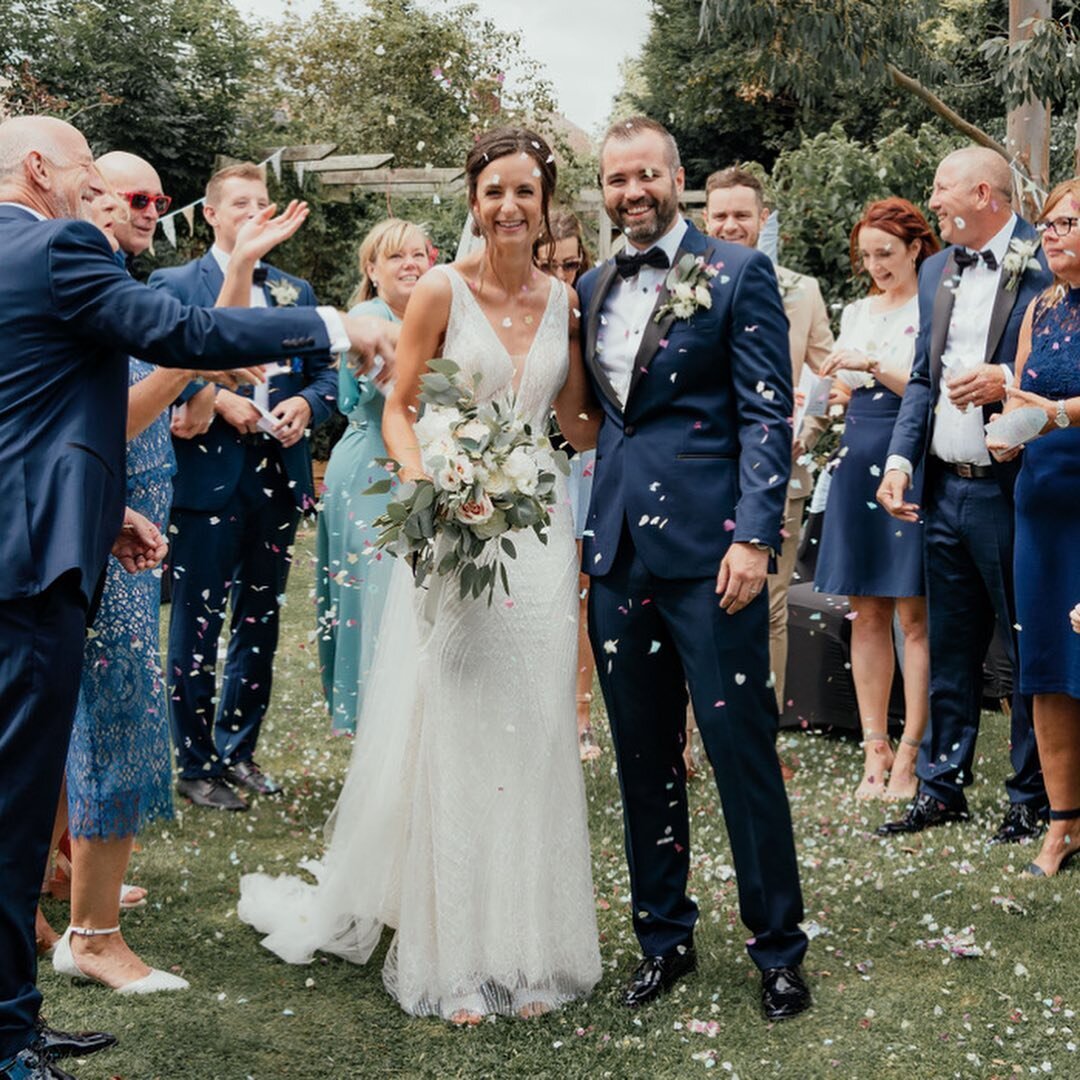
52, 925, 189, 994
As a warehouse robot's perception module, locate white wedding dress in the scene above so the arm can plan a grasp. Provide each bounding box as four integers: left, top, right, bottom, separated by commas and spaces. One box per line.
238, 267, 601, 1018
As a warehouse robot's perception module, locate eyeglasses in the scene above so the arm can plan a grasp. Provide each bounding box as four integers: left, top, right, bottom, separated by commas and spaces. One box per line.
118, 191, 172, 215
1037, 216, 1080, 238
539, 258, 583, 275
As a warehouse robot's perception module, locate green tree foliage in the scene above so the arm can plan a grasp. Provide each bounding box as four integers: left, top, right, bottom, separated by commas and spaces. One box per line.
0, 0, 255, 203
243, 0, 557, 170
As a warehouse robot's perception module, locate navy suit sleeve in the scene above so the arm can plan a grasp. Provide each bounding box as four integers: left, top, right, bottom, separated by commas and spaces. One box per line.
886, 263, 935, 468
49, 222, 331, 367
727, 251, 794, 549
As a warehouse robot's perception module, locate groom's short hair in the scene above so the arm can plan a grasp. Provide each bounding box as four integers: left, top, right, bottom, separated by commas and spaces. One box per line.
599, 115, 680, 178
705, 167, 765, 212
205, 161, 266, 207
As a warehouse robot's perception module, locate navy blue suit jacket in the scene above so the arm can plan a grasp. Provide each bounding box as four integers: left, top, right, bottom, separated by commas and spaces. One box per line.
887, 217, 1052, 494
148, 252, 337, 511
0, 206, 332, 605
579, 221, 793, 579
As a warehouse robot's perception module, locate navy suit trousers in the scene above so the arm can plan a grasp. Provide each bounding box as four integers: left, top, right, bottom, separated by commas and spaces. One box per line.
588, 528, 807, 971
0, 573, 87, 1059
917, 467, 1046, 809
167, 442, 300, 779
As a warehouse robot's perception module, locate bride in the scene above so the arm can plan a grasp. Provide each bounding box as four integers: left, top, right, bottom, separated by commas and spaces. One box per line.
238, 128, 602, 1023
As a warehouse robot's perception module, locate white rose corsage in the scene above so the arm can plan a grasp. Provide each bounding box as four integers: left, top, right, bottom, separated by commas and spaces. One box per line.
1001, 237, 1041, 292
654, 254, 718, 323
267, 277, 301, 306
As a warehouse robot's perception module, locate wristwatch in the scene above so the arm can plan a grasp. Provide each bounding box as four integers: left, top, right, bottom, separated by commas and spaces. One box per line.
1056, 399, 1070, 429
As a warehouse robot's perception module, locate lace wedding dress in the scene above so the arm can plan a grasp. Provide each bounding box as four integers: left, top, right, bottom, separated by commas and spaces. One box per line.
238, 267, 601, 1018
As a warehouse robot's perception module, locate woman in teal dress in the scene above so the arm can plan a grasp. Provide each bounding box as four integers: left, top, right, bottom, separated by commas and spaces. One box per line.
317, 219, 432, 732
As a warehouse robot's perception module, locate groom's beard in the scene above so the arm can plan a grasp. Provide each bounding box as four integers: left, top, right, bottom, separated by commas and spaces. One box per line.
612, 190, 680, 248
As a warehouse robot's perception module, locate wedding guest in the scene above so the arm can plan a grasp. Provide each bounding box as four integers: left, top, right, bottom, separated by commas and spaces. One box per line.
150, 162, 338, 811
877, 146, 1050, 841
815, 198, 938, 801
539, 208, 600, 760
703, 166, 834, 715
987, 178, 1080, 875
316, 218, 428, 733
0, 115, 393, 1080
51, 173, 191, 993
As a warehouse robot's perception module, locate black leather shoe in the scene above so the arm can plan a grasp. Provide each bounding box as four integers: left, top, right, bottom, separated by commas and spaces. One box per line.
223, 760, 282, 796
34, 1019, 116, 1059
761, 965, 811, 1021
876, 791, 970, 835
0, 1043, 76, 1079
990, 802, 1046, 845
622, 947, 697, 1007
176, 776, 248, 811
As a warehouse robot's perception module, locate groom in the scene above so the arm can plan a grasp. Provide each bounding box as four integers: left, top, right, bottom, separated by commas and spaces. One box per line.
580, 117, 810, 1021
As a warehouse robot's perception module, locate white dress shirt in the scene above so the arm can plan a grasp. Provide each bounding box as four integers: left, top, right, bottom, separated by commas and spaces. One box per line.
886, 215, 1017, 475
597, 217, 689, 408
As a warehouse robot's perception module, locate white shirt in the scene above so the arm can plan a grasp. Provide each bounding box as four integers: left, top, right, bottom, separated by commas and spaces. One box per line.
886, 215, 1017, 475
597, 217, 689, 408
210, 245, 349, 410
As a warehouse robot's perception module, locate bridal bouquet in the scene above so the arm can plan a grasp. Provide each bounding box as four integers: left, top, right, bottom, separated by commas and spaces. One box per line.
366, 359, 568, 602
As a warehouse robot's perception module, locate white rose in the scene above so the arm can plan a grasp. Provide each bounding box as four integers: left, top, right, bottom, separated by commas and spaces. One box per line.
455, 491, 495, 525
434, 453, 474, 491
672, 281, 695, 302
414, 406, 458, 452
694, 284, 712, 308
454, 419, 491, 450
482, 468, 512, 496
502, 446, 539, 495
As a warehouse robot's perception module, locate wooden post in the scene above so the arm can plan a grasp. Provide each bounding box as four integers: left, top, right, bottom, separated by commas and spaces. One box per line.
1007, 0, 1051, 213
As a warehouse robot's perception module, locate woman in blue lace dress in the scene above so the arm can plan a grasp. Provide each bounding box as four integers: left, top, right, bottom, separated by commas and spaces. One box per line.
316, 219, 430, 732
989, 178, 1080, 877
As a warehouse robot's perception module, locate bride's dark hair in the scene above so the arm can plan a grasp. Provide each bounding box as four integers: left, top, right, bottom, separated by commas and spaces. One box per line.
465, 128, 557, 263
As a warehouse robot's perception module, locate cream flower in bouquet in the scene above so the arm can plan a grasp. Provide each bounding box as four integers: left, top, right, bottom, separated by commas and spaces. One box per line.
366, 359, 568, 603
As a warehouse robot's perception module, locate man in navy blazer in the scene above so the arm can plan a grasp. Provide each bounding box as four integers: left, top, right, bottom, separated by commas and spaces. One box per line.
877, 147, 1050, 841
149, 163, 338, 811
579, 117, 809, 1021
0, 117, 393, 1080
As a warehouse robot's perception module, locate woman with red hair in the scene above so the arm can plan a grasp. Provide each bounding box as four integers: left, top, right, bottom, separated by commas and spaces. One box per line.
816, 197, 940, 802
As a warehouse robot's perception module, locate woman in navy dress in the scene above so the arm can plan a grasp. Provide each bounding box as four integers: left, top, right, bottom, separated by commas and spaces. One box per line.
316, 219, 430, 732
815, 198, 939, 802
989, 178, 1080, 877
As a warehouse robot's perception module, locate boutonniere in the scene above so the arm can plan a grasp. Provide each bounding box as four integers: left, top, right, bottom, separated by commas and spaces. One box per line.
654, 254, 718, 323
267, 277, 301, 307
1001, 237, 1041, 292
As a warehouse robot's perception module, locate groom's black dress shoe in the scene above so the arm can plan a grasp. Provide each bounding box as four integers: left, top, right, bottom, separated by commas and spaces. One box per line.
34, 1019, 116, 1059
0, 1043, 76, 1080
989, 802, 1046, 845
761, 966, 811, 1021
224, 760, 282, 797
622, 947, 697, 1007
876, 792, 970, 835
176, 777, 247, 811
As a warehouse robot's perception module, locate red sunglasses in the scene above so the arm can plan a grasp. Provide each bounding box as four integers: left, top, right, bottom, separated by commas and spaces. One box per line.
118, 191, 172, 214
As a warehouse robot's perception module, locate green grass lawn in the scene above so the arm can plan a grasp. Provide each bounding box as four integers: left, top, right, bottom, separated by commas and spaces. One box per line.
40, 526, 1080, 1080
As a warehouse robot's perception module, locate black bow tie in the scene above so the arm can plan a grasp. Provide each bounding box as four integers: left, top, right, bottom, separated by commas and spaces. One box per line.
954, 248, 998, 273
614, 247, 669, 279
252, 266, 268, 286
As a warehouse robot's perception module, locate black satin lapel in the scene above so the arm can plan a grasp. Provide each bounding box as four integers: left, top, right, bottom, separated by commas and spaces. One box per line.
983, 273, 1019, 364
929, 253, 959, 390
625, 248, 688, 402
585, 261, 623, 411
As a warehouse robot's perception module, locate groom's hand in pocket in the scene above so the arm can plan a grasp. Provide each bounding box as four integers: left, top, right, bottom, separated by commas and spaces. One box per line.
716, 542, 769, 615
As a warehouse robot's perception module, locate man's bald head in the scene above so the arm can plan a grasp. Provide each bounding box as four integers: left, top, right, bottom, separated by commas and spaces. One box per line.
0, 115, 100, 220
930, 145, 1016, 248
96, 151, 165, 256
